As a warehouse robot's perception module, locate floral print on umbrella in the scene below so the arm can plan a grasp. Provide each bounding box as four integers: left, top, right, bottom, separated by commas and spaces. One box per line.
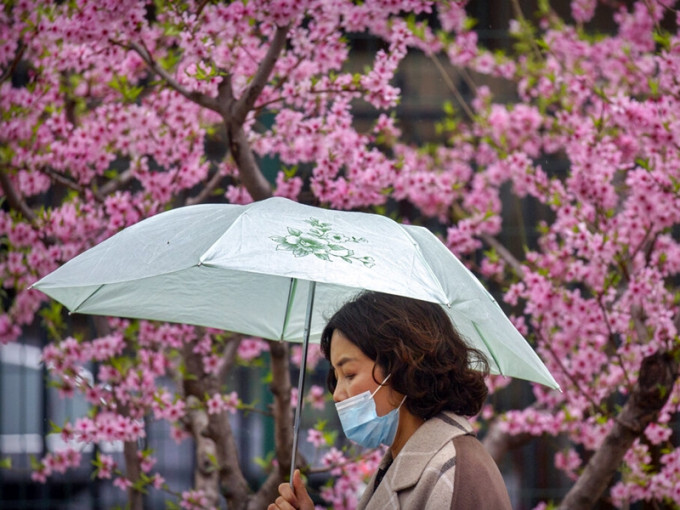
270, 218, 376, 267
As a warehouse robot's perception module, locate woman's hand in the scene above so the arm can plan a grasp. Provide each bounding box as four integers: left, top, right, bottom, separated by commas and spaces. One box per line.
267, 469, 315, 510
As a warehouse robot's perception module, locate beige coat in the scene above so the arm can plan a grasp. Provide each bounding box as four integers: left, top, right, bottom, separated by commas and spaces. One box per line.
356, 411, 512, 509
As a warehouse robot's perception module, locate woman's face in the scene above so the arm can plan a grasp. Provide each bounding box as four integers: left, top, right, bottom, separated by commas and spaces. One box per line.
329, 329, 397, 417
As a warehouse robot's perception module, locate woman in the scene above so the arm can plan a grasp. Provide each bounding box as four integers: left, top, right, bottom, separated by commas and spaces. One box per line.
268, 291, 512, 510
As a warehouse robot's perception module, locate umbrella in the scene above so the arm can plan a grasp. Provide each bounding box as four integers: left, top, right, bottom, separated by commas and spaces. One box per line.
32, 196, 559, 481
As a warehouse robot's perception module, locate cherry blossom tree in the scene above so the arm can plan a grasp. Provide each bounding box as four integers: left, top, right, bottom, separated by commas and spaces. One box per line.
1, 0, 680, 509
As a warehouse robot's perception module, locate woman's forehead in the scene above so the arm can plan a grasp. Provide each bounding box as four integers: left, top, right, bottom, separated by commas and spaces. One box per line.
329, 330, 368, 367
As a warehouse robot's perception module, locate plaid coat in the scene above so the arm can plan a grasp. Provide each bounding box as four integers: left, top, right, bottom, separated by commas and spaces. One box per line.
356, 411, 512, 509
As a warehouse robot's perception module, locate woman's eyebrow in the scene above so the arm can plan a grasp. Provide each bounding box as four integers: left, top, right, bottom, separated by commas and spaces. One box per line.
333, 356, 356, 369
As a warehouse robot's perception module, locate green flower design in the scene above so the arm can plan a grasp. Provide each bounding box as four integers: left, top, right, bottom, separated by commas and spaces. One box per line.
270, 218, 375, 267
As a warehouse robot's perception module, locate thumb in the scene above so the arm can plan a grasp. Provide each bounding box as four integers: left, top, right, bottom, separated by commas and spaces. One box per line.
292, 469, 312, 506
293, 469, 305, 493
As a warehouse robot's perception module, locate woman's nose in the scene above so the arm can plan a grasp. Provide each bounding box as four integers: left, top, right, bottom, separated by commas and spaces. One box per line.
333, 385, 345, 403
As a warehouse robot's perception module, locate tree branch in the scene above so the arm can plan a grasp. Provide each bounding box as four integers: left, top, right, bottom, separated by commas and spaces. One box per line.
509, 0, 545, 62
186, 166, 227, 206
126, 40, 221, 112
231, 25, 290, 124
247, 340, 296, 509
195, 0, 211, 18
181, 342, 250, 507
217, 335, 242, 382
186, 395, 221, 506
429, 53, 475, 122
536, 327, 606, 414
558, 351, 679, 510
271, 340, 294, 473
0, 168, 37, 223
41, 167, 106, 202
99, 168, 134, 196
225, 121, 273, 200
217, 25, 290, 202
0, 41, 25, 84
123, 440, 144, 510
480, 232, 525, 277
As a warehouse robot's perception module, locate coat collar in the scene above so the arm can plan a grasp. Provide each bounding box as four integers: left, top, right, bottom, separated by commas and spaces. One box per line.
381, 411, 473, 492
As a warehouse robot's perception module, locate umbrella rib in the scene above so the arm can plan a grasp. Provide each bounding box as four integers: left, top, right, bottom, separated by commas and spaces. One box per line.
472, 322, 503, 374
401, 225, 449, 305
197, 208, 250, 266
280, 278, 297, 341
69, 284, 106, 314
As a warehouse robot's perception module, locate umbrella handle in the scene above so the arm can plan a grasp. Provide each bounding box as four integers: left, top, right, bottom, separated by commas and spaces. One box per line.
289, 280, 316, 485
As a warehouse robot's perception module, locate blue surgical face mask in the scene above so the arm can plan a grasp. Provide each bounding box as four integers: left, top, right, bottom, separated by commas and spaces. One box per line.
335, 374, 406, 449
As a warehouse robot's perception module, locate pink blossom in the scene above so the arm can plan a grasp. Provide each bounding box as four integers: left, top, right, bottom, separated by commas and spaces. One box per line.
96, 454, 117, 479
321, 447, 347, 476
307, 428, 326, 448
237, 337, 269, 361
138, 452, 157, 473
306, 385, 326, 410
644, 423, 673, 445
151, 473, 165, 489
202, 354, 220, 375
180, 489, 210, 510
113, 476, 132, 492
290, 343, 323, 371
554, 449, 582, 480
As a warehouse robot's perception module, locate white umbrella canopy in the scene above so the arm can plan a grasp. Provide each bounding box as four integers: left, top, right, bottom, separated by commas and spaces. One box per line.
33, 196, 558, 390
33, 196, 559, 483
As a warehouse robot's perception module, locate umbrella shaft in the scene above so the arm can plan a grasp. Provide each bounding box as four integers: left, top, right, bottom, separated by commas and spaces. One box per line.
290, 280, 316, 484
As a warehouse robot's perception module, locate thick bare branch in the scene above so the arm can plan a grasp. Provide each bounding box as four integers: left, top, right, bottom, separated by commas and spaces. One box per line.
231, 24, 290, 124
181, 342, 250, 507
558, 351, 679, 510
269, 340, 294, 477
0, 168, 37, 223
218, 25, 290, 201
249, 470, 289, 510
186, 395, 221, 506
217, 335, 242, 381
123, 440, 144, 510
226, 121, 273, 200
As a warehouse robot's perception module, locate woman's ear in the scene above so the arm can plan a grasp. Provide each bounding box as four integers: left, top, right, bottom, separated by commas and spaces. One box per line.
371, 363, 388, 385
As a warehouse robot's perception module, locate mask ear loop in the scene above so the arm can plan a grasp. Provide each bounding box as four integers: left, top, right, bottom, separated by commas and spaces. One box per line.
370, 374, 407, 410
370, 373, 391, 398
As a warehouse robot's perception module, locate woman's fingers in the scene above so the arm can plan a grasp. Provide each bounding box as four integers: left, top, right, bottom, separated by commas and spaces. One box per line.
292, 470, 315, 510
267, 494, 297, 510
278, 481, 299, 506
268, 469, 314, 510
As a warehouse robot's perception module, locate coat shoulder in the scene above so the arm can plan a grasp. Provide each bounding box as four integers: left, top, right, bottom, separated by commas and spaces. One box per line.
450, 435, 513, 509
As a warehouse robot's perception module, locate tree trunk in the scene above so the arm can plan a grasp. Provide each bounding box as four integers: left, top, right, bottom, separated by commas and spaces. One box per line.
123, 440, 143, 510
186, 395, 221, 506
558, 352, 678, 510
181, 342, 251, 508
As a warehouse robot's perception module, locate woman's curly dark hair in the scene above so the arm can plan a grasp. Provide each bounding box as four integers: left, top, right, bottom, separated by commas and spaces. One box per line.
320, 291, 490, 419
